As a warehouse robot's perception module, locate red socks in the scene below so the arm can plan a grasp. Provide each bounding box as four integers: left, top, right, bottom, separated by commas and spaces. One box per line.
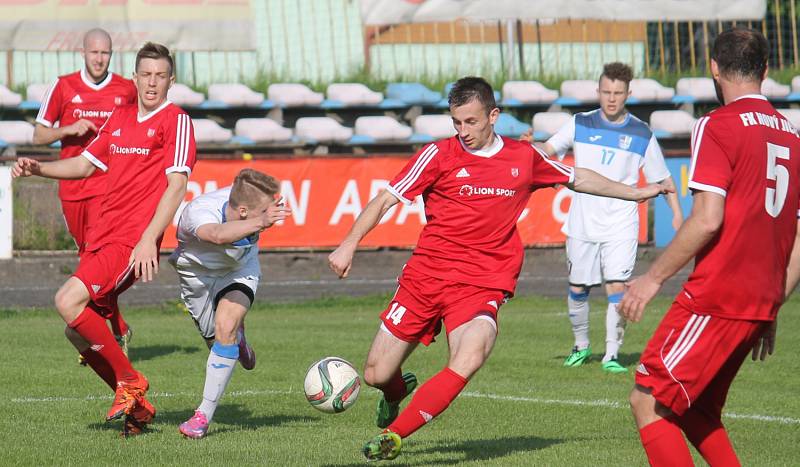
380, 370, 409, 403
639, 418, 694, 467
79, 350, 117, 391
677, 410, 740, 467
388, 367, 467, 438
69, 308, 136, 383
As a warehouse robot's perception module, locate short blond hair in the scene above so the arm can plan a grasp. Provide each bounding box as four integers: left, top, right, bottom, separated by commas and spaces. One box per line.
229, 169, 280, 208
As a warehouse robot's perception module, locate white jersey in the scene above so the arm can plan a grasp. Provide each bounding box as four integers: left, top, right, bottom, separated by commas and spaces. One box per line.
169, 187, 260, 274
547, 110, 670, 241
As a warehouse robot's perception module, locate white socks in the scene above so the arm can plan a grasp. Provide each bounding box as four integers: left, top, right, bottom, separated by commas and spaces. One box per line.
603, 294, 626, 363
198, 342, 238, 422
567, 290, 590, 350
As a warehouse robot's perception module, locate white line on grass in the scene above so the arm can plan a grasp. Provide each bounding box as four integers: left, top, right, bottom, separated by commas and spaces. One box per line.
11, 388, 799, 425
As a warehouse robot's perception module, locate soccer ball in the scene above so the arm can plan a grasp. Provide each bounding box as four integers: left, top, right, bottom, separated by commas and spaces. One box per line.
304, 357, 361, 413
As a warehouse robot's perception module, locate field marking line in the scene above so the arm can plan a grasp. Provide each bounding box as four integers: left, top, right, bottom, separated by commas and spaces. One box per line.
10, 388, 799, 425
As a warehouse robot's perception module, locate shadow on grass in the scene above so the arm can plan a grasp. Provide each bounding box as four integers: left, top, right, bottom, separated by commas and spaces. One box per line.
152, 403, 318, 433
129, 344, 202, 362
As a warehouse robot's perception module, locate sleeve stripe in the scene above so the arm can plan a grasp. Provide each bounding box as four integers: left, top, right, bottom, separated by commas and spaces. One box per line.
687, 180, 726, 197
181, 114, 190, 167
392, 144, 438, 195
35, 78, 59, 126
81, 150, 108, 172
688, 116, 710, 182
174, 114, 190, 169
534, 145, 574, 178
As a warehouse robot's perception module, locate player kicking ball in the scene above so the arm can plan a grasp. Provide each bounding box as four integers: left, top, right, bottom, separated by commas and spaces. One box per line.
169, 169, 290, 439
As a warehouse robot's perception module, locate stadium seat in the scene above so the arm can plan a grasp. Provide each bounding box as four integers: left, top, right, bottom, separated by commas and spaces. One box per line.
191, 119, 233, 143
494, 113, 531, 138
675, 77, 716, 102
0, 84, 22, 107
208, 83, 265, 107
629, 78, 675, 102
268, 83, 324, 107
385, 83, 442, 106
326, 83, 383, 106
501, 81, 559, 106
649, 110, 696, 138
762, 77, 791, 98
25, 83, 49, 104
168, 83, 206, 107
412, 114, 456, 140
354, 116, 412, 142
777, 108, 800, 130
294, 117, 353, 143
0, 121, 34, 145
234, 118, 293, 143
557, 80, 598, 104
532, 111, 571, 140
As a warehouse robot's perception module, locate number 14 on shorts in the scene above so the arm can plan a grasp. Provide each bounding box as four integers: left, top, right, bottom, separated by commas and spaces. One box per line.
387, 303, 407, 325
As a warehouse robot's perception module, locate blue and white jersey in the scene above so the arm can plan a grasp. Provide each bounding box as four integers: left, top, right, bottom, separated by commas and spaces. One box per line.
547, 109, 670, 241
170, 186, 260, 274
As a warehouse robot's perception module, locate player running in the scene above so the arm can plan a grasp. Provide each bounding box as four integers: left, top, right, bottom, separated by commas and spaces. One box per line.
329, 76, 671, 461
169, 169, 290, 439
620, 28, 800, 466
12, 42, 195, 436
34, 28, 138, 361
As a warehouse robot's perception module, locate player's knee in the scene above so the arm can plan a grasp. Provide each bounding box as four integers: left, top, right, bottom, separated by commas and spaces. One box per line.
363, 363, 389, 388
54, 287, 74, 315
628, 385, 650, 413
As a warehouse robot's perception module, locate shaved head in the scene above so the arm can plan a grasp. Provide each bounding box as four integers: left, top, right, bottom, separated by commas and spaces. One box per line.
81, 28, 113, 82
83, 28, 111, 50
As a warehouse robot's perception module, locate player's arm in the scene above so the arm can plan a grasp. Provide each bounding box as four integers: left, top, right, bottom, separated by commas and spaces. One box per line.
785, 219, 800, 298
130, 172, 189, 283
195, 203, 291, 245
568, 167, 671, 201
659, 176, 684, 230
11, 156, 95, 180
328, 189, 400, 278
619, 191, 724, 322
32, 120, 98, 146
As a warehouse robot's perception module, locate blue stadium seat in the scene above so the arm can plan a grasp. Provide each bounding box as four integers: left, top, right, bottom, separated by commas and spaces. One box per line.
494, 113, 531, 138
385, 83, 442, 106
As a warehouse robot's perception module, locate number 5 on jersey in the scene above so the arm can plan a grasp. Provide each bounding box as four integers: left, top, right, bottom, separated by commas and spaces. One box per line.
386, 302, 407, 325
766, 142, 790, 218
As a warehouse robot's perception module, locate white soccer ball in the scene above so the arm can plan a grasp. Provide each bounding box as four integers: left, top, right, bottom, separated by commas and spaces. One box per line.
304, 357, 361, 413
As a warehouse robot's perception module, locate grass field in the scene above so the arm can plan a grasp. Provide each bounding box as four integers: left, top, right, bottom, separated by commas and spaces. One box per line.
2, 294, 799, 466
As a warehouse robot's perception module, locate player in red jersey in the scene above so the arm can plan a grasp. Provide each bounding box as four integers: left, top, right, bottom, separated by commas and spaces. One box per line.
34, 28, 138, 359
620, 28, 800, 467
328, 77, 671, 461
12, 42, 195, 436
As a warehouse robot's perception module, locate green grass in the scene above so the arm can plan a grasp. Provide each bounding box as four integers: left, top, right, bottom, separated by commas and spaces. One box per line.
2, 294, 798, 466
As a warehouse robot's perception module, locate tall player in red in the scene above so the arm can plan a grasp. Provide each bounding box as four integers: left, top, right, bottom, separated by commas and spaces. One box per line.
13, 42, 196, 436
329, 77, 671, 461
620, 28, 800, 466
34, 28, 138, 356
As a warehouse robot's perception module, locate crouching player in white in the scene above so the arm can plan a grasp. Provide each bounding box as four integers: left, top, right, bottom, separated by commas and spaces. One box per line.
169, 168, 290, 438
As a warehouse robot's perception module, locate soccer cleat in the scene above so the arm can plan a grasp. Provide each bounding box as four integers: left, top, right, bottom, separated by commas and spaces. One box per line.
179, 410, 210, 439
78, 354, 88, 366
107, 372, 149, 421
121, 398, 156, 438
563, 346, 592, 367
115, 327, 133, 358
601, 359, 628, 373
237, 325, 256, 370
363, 430, 402, 461
376, 372, 417, 428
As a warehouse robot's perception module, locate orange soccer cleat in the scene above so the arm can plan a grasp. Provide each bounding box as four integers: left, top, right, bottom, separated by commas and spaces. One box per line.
107, 372, 149, 421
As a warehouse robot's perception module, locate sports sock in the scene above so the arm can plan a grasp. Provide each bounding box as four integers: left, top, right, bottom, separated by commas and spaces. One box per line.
69, 307, 137, 382
603, 293, 626, 362
677, 409, 740, 466
79, 350, 116, 391
108, 304, 129, 337
638, 418, 694, 467
380, 369, 409, 403
198, 342, 238, 422
387, 367, 467, 438
568, 289, 590, 350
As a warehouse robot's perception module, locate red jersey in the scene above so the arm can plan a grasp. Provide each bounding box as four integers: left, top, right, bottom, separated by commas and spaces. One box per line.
81, 101, 196, 251
388, 135, 574, 293
36, 70, 137, 201
678, 95, 800, 321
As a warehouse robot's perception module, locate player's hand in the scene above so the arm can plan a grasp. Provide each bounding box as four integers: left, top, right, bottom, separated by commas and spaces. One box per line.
328, 244, 355, 279
751, 320, 777, 361
260, 198, 291, 229
11, 157, 41, 178
635, 182, 674, 202
129, 238, 159, 283
62, 119, 98, 138
519, 128, 534, 143
619, 274, 662, 322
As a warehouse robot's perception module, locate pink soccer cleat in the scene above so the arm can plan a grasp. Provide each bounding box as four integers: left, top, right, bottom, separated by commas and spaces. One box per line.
179, 410, 209, 439
237, 325, 256, 370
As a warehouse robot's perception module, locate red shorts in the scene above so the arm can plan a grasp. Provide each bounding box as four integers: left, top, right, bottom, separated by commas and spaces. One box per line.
61, 196, 102, 256
636, 301, 767, 417
73, 243, 137, 315
379, 266, 508, 346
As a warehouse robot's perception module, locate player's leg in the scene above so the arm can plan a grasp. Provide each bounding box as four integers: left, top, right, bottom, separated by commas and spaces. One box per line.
564, 237, 599, 366
365, 325, 419, 425
629, 385, 694, 466
599, 239, 636, 372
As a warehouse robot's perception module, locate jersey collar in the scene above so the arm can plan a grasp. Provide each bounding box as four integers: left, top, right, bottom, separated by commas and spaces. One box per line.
137, 100, 172, 123
459, 133, 504, 158
80, 68, 113, 91
732, 93, 768, 102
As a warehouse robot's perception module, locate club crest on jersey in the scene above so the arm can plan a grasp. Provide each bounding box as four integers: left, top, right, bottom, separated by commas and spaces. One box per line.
147, 128, 155, 138
114, 96, 122, 106
618, 134, 632, 150
511, 168, 519, 177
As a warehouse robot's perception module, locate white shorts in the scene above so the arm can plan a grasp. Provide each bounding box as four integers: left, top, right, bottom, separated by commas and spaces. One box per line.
175, 257, 260, 339
566, 237, 637, 287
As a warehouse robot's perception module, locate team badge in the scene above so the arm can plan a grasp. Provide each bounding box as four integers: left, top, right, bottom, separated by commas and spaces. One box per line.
511, 168, 519, 177
147, 128, 156, 138
618, 134, 632, 150
458, 185, 473, 197
115, 97, 122, 106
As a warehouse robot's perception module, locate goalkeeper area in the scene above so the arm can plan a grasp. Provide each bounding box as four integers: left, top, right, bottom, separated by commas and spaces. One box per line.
2, 294, 798, 466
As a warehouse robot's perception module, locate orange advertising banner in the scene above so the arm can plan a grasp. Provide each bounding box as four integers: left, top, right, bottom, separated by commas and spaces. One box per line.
162, 157, 647, 249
